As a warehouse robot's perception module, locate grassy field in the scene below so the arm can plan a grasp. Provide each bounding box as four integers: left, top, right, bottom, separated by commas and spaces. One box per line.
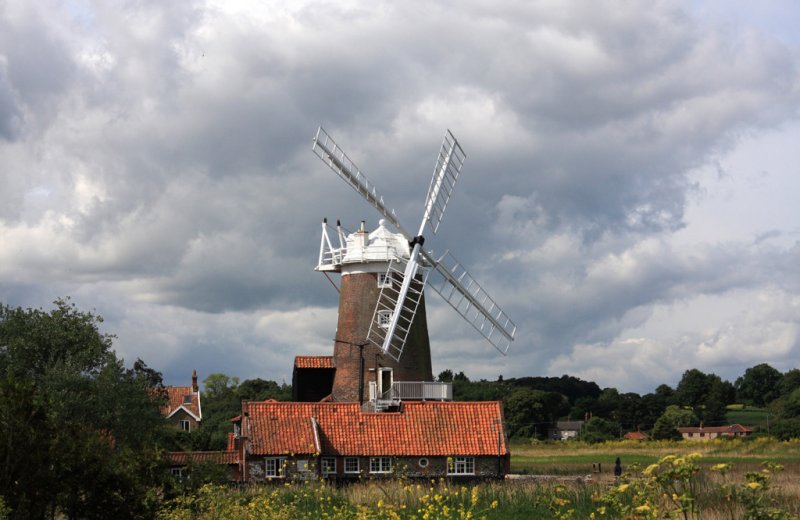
726, 405, 772, 429
158, 438, 800, 519
510, 436, 800, 476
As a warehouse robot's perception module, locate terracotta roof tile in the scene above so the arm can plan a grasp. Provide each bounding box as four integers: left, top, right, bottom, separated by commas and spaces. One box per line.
161, 386, 201, 420
677, 424, 753, 434
294, 355, 334, 369
167, 451, 238, 465
245, 401, 508, 457
623, 431, 648, 440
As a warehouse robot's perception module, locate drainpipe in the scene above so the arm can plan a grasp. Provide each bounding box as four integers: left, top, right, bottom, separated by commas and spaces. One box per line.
358, 343, 365, 405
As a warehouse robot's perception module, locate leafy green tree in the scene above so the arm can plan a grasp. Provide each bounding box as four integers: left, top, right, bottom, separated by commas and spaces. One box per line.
652, 405, 698, 440
502, 387, 567, 438
0, 299, 168, 519
777, 369, 800, 398
674, 369, 713, 409
770, 418, 800, 440
582, 416, 621, 443
237, 378, 291, 401
735, 363, 782, 406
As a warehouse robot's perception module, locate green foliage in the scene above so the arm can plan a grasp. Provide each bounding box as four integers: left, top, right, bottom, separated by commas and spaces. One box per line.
0, 299, 169, 519
652, 405, 698, 440
771, 418, 800, 441
582, 416, 621, 443
503, 387, 569, 438
736, 364, 783, 407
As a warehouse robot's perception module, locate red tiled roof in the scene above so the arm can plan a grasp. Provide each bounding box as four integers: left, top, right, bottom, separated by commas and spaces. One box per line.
677, 424, 753, 434
161, 386, 201, 420
166, 451, 238, 465
245, 401, 508, 457
227, 432, 236, 451
623, 431, 648, 440
294, 355, 334, 369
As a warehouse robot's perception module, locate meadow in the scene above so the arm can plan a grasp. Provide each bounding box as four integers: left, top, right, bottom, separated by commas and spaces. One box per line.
157, 437, 800, 519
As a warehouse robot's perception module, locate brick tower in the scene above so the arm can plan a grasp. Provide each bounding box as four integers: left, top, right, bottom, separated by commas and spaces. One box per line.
317, 220, 433, 403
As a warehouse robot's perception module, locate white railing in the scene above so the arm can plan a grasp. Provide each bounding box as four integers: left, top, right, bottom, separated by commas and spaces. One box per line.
388, 381, 452, 401
369, 381, 453, 405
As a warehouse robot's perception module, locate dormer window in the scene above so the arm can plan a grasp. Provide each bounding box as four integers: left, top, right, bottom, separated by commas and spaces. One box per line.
183, 395, 192, 404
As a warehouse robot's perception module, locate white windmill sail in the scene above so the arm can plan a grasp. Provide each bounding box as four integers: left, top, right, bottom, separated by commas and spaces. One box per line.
311, 126, 516, 362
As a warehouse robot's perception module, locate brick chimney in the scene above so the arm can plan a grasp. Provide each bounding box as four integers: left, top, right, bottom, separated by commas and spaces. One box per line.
192, 369, 198, 393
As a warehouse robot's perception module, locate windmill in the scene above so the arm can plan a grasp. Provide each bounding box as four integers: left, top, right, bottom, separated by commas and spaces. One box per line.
311, 127, 516, 405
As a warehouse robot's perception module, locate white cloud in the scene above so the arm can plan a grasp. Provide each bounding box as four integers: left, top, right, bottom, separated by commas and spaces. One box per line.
1, 0, 799, 393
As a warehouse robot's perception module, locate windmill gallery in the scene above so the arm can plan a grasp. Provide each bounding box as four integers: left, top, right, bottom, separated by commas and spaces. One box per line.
168, 128, 517, 482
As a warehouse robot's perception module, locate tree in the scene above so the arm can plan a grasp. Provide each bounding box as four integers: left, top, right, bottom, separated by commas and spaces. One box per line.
0, 299, 168, 519
652, 405, 698, 440
735, 363, 782, 407
674, 369, 713, 409
582, 416, 621, 443
777, 369, 800, 398
502, 388, 569, 438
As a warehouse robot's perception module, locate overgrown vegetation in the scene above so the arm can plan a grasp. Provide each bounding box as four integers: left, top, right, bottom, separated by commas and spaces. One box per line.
154, 448, 800, 519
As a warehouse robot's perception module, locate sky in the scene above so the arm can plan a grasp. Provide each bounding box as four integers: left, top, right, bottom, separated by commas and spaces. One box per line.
1, 0, 799, 394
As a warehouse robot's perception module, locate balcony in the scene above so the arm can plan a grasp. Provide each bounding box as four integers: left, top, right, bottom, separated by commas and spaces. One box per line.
369, 381, 452, 405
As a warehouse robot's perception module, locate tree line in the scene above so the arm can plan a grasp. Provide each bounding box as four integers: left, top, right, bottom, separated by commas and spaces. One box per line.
435, 365, 800, 441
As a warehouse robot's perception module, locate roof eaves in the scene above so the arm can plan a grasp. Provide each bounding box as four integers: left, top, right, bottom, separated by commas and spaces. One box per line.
166, 405, 202, 422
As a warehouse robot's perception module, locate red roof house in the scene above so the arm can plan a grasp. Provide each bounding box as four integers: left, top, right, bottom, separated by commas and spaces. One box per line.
161, 370, 202, 432
233, 400, 509, 481
677, 424, 753, 441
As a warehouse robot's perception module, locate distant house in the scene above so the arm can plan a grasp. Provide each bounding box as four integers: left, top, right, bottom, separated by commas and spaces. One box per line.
161, 370, 202, 432
214, 400, 510, 482
677, 424, 753, 441
549, 421, 584, 441
623, 431, 649, 441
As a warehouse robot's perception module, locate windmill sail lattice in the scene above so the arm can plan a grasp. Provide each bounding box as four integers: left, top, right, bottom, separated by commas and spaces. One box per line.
312, 126, 516, 363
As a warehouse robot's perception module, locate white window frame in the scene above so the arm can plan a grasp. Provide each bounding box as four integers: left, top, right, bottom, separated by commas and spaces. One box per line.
171, 467, 185, 478
179, 419, 191, 432
265, 457, 286, 478
448, 456, 475, 475
321, 457, 336, 475
297, 459, 310, 472
378, 272, 392, 288
370, 457, 392, 474
377, 310, 392, 328
344, 457, 360, 474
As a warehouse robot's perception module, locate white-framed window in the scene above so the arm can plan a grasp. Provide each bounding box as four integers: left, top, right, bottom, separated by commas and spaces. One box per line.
418, 457, 429, 468
183, 394, 193, 404
171, 467, 185, 478
179, 419, 191, 432
322, 457, 336, 475
265, 457, 286, 478
378, 272, 392, 288
377, 310, 392, 328
370, 457, 392, 474
448, 457, 475, 475
344, 457, 360, 474
297, 459, 310, 472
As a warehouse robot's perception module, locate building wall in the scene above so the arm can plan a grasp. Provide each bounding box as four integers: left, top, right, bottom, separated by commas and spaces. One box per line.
331, 271, 433, 403
167, 408, 200, 432
246, 455, 508, 482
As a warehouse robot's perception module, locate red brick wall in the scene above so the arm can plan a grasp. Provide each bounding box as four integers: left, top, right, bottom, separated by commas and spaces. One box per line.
331, 271, 433, 402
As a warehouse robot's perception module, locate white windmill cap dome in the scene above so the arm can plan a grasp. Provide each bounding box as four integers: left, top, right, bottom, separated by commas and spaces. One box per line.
341, 220, 410, 265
